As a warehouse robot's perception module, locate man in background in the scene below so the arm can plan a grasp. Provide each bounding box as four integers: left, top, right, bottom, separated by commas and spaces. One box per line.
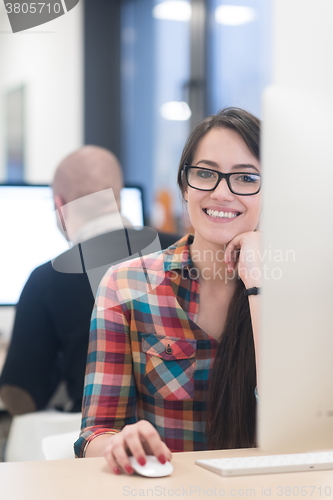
0, 146, 179, 415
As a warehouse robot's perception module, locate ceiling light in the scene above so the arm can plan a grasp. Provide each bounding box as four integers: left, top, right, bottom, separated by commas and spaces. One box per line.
153, 1, 191, 22
215, 5, 256, 26
160, 101, 192, 121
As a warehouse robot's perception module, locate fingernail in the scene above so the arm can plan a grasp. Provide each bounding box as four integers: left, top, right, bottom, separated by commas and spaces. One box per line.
113, 467, 121, 475
125, 465, 134, 474
138, 456, 146, 466
158, 455, 166, 464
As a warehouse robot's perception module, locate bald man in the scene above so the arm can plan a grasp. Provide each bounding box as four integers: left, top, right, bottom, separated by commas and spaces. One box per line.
0, 147, 180, 415
52, 146, 127, 243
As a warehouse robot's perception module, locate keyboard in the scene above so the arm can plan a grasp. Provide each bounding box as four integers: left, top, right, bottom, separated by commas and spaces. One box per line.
196, 451, 333, 477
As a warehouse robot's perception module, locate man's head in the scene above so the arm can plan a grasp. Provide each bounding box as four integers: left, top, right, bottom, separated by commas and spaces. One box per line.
52, 146, 124, 242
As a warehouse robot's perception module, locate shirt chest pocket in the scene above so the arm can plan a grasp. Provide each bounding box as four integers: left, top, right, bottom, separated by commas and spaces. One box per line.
141, 334, 197, 401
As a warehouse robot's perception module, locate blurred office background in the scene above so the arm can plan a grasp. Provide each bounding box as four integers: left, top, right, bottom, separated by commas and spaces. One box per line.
0, 0, 271, 229
0, 0, 271, 458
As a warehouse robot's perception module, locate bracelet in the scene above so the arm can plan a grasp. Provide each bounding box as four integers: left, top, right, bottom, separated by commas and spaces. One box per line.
82, 430, 120, 458
244, 287, 261, 296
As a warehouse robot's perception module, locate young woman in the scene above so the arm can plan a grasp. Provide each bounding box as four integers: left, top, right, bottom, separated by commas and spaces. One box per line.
74, 108, 261, 475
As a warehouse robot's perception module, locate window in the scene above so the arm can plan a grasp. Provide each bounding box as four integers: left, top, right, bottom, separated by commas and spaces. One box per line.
207, 0, 272, 117
121, 0, 190, 228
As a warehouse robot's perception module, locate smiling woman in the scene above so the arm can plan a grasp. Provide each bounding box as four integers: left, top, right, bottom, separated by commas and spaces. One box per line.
177, 108, 261, 447
181, 126, 260, 250
75, 107, 262, 475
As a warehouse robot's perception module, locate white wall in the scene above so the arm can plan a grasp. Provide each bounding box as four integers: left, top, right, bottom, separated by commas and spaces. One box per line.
0, 1, 83, 183
0, 2, 84, 336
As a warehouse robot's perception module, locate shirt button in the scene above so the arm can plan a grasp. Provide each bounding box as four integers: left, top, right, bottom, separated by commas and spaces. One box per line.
165, 345, 173, 355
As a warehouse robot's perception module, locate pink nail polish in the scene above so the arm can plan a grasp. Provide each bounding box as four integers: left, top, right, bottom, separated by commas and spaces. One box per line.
138, 456, 146, 466
158, 455, 166, 464
125, 465, 134, 474
113, 467, 121, 475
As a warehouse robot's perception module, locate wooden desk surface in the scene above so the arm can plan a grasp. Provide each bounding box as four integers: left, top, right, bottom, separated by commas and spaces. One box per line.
1, 449, 332, 500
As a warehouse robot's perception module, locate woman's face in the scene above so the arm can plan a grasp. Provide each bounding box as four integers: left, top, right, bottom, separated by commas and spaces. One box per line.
184, 127, 261, 247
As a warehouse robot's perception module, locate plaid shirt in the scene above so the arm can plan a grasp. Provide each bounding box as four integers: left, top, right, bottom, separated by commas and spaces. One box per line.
74, 234, 217, 457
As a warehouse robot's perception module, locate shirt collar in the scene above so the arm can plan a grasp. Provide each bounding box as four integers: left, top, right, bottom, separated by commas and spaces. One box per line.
163, 234, 194, 272
72, 212, 132, 244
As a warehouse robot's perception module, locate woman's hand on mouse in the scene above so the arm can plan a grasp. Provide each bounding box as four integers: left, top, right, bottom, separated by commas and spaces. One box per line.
104, 420, 172, 475
224, 230, 261, 289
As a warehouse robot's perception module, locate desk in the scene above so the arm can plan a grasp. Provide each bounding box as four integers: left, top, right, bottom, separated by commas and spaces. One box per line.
0, 449, 332, 500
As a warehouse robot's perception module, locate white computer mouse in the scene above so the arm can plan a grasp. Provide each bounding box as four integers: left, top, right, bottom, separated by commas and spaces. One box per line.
129, 455, 174, 477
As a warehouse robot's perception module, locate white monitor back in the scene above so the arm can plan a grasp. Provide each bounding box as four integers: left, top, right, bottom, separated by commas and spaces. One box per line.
258, 85, 333, 453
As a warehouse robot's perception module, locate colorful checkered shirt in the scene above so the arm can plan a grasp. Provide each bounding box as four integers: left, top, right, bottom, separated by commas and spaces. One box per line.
74, 234, 217, 457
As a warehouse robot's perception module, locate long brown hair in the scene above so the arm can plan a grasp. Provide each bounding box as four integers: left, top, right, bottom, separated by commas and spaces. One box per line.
177, 107, 260, 449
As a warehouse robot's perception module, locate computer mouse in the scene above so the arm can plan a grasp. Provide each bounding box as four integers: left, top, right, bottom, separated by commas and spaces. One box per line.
129, 455, 174, 477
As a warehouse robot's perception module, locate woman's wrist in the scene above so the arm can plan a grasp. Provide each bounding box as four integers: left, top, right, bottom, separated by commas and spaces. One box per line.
84, 431, 120, 458
238, 266, 261, 290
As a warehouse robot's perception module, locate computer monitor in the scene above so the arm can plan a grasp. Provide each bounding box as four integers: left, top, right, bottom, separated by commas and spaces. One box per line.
0, 184, 145, 306
258, 85, 333, 453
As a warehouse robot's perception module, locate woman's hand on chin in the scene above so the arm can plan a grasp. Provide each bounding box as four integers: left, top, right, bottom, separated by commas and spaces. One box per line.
224, 230, 261, 289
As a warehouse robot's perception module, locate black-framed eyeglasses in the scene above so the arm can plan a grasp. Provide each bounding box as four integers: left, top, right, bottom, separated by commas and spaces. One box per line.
184, 165, 261, 196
